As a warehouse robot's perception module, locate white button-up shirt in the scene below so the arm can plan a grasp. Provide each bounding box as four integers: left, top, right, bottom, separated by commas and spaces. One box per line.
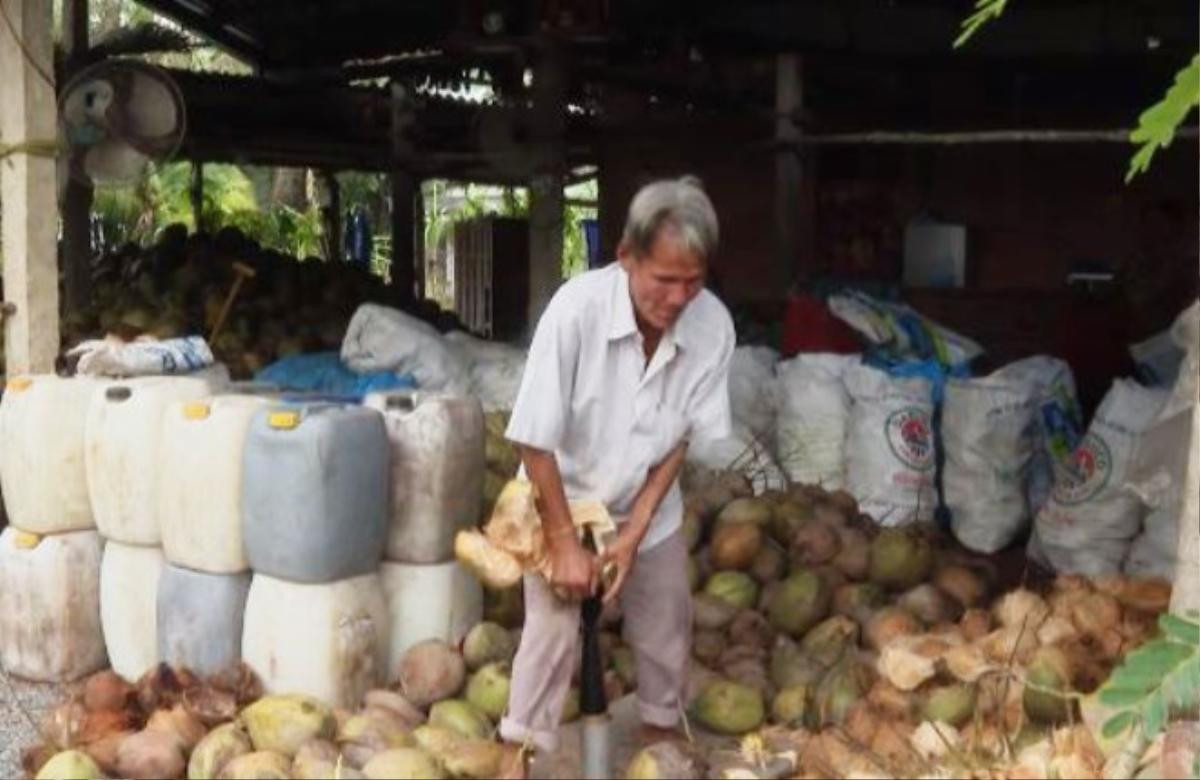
506, 262, 735, 551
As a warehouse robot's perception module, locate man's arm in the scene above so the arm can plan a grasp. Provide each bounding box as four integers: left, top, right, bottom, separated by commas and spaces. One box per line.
520, 445, 598, 598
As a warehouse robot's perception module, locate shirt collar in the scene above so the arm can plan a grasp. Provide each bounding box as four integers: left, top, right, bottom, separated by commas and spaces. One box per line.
608, 264, 688, 353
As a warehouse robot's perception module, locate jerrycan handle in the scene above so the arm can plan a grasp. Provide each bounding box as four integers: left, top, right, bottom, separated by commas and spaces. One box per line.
105, 386, 132, 402
384, 392, 418, 413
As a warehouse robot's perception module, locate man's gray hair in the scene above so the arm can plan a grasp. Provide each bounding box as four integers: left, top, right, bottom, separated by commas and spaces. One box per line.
621, 176, 719, 261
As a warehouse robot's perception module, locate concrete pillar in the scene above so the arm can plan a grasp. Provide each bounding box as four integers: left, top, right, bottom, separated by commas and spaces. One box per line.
527, 36, 568, 331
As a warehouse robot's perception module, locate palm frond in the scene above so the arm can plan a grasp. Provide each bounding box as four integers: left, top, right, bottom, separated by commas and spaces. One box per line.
91, 22, 195, 59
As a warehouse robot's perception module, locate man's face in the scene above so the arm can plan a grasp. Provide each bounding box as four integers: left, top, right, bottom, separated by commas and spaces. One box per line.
618, 230, 707, 335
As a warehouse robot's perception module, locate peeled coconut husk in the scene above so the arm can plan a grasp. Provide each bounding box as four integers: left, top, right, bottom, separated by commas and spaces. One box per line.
716, 497, 774, 529
833, 582, 887, 626
1036, 615, 1080, 647
183, 684, 238, 727
766, 569, 832, 638
693, 592, 739, 631
943, 643, 992, 684
338, 706, 415, 766
710, 522, 764, 570
1024, 646, 1076, 724
770, 684, 811, 727
363, 689, 426, 728
462, 622, 517, 672
959, 608, 993, 642
363, 748, 446, 780
993, 588, 1051, 631
145, 704, 206, 755
811, 657, 874, 729
748, 540, 788, 585
465, 662, 511, 721
82, 670, 135, 713
240, 694, 336, 757
876, 636, 938, 691
799, 616, 859, 670
1069, 591, 1123, 638
865, 607, 922, 652
790, 520, 842, 567
980, 625, 1040, 666
703, 571, 760, 611
291, 739, 341, 780
933, 565, 988, 609
428, 699, 491, 740
691, 680, 765, 735
455, 529, 523, 590
399, 639, 467, 708
728, 609, 775, 651
898, 583, 964, 625
830, 526, 871, 581
625, 740, 704, 779
922, 684, 976, 728
41, 701, 87, 748
221, 750, 295, 779
209, 662, 263, 706
693, 630, 726, 666
135, 664, 195, 714
115, 728, 186, 780
866, 678, 914, 721
769, 497, 815, 546
83, 730, 133, 777
34, 750, 103, 780
868, 528, 933, 591
188, 722, 253, 780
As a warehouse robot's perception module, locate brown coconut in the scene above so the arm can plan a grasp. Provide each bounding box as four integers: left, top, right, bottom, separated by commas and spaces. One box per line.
748, 540, 788, 584
398, 639, 467, 709
709, 522, 764, 571
790, 521, 842, 566
865, 607, 923, 652
933, 565, 988, 608
831, 526, 871, 581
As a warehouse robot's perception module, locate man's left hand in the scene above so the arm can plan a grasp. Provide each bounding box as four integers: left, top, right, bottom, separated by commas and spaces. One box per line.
600, 521, 644, 604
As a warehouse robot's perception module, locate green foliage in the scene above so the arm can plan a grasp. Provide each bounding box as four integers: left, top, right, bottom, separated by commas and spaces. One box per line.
953, 0, 1008, 49
1099, 611, 1200, 741
1126, 55, 1200, 182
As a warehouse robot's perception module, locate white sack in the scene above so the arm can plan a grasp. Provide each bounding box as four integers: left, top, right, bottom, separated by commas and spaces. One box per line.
445, 331, 527, 412
341, 303, 471, 394
775, 353, 860, 489
844, 364, 937, 526
1123, 508, 1177, 580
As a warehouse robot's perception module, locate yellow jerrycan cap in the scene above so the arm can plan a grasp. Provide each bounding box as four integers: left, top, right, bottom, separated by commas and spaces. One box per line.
268, 410, 301, 430
6, 377, 33, 392
182, 401, 211, 420
13, 531, 41, 549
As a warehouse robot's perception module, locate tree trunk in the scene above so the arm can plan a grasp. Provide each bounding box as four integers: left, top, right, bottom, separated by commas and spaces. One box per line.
270, 167, 308, 210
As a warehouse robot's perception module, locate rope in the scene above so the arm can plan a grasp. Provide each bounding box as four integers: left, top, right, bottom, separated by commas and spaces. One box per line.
0, 139, 59, 160
0, 0, 56, 91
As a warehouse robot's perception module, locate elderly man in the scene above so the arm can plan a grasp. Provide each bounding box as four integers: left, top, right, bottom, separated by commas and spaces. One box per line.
498, 176, 735, 771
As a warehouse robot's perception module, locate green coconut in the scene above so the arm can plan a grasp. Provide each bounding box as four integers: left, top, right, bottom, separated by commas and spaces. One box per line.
770, 498, 816, 546
35, 751, 102, 780
748, 540, 788, 584
766, 569, 832, 638
221, 751, 292, 780
362, 748, 446, 780
693, 592, 739, 631
869, 528, 934, 591
625, 741, 703, 780
462, 622, 517, 671
811, 658, 874, 729
703, 571, 759, 611
922, 684, 977, 728
465, 663, 511, 721
188, 722, 253, 779
832, 582, 888, 625
770, 685, 811, 727
691, 680, 766, 736
240, 694, 336, 757
1023, 646, 1075, 724
715, 498, 774, 530
769, 637, 826, 689
428, 700, 491, 740
799, 615, 860, 669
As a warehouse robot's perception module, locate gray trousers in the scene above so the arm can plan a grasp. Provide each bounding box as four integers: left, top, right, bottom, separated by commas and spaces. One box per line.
498, 528, 692, 752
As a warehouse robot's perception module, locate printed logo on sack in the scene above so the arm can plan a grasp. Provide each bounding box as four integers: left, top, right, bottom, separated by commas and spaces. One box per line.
885, 407, 935, 471
1052, 432, 1112, 505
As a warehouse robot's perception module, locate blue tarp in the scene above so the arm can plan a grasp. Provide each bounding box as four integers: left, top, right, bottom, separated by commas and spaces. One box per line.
255, 352, 415, 399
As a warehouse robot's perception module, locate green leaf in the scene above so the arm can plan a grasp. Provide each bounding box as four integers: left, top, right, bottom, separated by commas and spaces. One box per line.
1101, 710, 1137, 740
953, 0, 1008, 49
1101, 686, 1151, 708
1142, 691, 1168, 737
1126, 54, 1200, 182
1159, 613, 1200, 646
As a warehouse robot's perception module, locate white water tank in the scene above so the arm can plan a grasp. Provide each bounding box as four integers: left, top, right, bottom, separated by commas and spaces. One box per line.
0, 375, 105, 533
159, 395, 272, 573
100, 541, 164, 680
0, 527, 107, 681
380, 560, 482, 682
364, 390, 485, 563
86, 375, 224, 545
242, 572, 389, 709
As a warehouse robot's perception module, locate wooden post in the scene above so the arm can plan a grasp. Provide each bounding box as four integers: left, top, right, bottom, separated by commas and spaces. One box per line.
413, 181, 426, 300
60, 0, 93, 313
1170, 308, 1200, 616
389, 81, 416, 302
191, 161, 204, 232
775, 53, 804, 288
527, 36, 567, 332
316, 170, 342, 263
0, 0, 60, 374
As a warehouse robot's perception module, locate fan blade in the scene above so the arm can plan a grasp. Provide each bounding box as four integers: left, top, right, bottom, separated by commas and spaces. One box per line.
123, 70, 183, 138
83, 139, 151, 183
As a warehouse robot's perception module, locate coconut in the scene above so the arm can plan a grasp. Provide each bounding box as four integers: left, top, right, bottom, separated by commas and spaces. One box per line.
362, 690, 426, 728
625, 741, 703, 780
362, 748, 446, 780
830, 526, 871, 581
767, 569, 832, 638
482, 585, 524, 629
832, 582, 887, 626
710, 523, 763, 570
464, 663, 511, 721
412, 726, 506, 780
933, 565, 988, 608
1023, 646, 1075, 724
980, 626, 1040, 666
799, 616, 860, 669
454, 530, 522, 589
240, 694, 336, 757
898, 583, 964, 624
682, 503, 705, 552
993, 589, 1050, 631
922, 684, 976, 727
183, 685, 238, 728
82, 731, 132, 777
693, 629, 725, 666
611, 646, 638, 690
944, 643, 992, 684
771, 684, 811, 727
145, 704, 206, 755
748, 540, 788, 584
338, 707, 415, 766
703, 571, 759, 611
865, 607, 922, 652
188, 722, 253, 780
693, 593, 739, 631
115, 729, 185, 780
867, 678, 914, 721
399, 640, 467, 708
812, 658, 874, 729
959, 608, 993, 642
83, 670, 134, 713
221, 750, 292, 779
722, 659, 773, 701
428, 700, 491, 740
462, 622, 517, 672
716, 497, 774, 529
728, 609, 775, 652
291, 740, 340, 780
826, 490, 860, 518
691, 680, 765, 735
790, 521, 842, 567
812, 564, 848, 594
35, 751, 103, 780
769, 636, 825, 689
560, 687, 580, 724
1069, 592, 1122, 638
770, 498, 815, 546
876, 636, 938, 691
868, 528, 933, 591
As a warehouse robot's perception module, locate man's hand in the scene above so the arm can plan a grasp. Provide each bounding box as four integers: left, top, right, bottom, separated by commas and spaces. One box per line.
546, 529, 598, 599
599, 521, 643, 604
